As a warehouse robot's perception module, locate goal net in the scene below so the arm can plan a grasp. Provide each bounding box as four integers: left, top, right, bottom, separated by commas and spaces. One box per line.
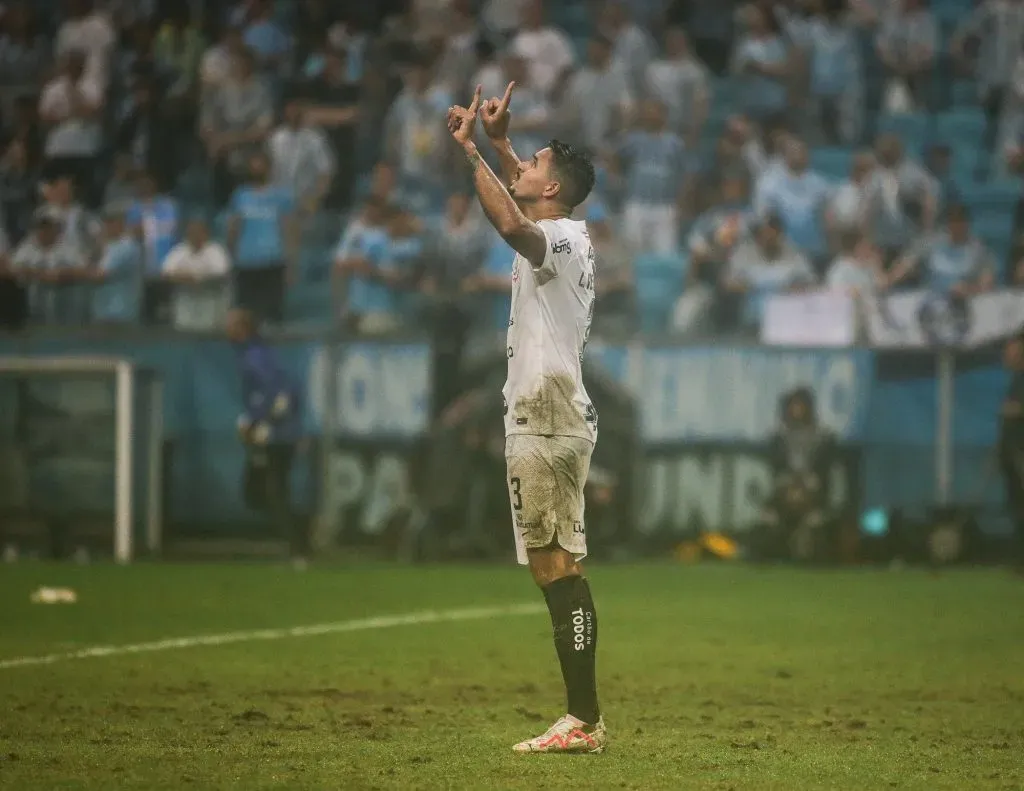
0, 356, 164, 563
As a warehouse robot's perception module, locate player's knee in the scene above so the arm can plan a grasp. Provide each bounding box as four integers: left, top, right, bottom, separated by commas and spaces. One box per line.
527, 545, 582, 587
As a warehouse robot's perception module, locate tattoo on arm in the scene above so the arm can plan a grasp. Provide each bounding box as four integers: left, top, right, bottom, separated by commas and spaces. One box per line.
465, 147, 483, 173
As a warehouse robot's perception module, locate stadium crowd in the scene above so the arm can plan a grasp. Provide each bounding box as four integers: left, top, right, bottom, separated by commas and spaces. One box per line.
0, 0, 1022, 339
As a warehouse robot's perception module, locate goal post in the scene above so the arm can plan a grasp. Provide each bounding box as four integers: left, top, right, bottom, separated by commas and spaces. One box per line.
0, 356, 164, 563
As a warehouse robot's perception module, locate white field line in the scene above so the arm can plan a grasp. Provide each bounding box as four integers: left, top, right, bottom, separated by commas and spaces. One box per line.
0, 602, 545, 671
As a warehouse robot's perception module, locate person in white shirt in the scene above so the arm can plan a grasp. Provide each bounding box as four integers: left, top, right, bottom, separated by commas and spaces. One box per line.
644, 27, 710, 143
509, 0, 576, 98
54, 0, 115, 90
200, 26, 244, 97
826, 230, 887, 297
599, 0, 655, 96
447, 83, 605, 754
162, 218, 232, 331
38, 51, 105, 206
826, 150, 875, 245
268, 97, 336, 214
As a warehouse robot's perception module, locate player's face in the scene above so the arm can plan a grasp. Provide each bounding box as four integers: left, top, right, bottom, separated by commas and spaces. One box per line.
509, 148, 557, 204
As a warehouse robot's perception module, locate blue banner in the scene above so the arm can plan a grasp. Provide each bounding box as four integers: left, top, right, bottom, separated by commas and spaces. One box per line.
590, 344, 872, 443
307, 342, 431, 439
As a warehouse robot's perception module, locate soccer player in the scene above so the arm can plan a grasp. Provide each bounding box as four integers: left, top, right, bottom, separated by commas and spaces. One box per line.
446, 84, 605, 754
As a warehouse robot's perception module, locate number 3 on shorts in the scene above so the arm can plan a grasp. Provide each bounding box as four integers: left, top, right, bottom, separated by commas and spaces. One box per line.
510, 476, 522, 511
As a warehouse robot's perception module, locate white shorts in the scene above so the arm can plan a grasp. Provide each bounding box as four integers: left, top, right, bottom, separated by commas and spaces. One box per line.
505, 434, 594, 565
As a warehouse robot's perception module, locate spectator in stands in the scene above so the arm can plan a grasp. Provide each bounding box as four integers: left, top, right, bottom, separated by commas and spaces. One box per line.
226, 150, 297, 324
38, 51, 105, 207
599, 0, 655, 95
89, 205, 142, 325
826, 230, 886, 297
0, 216, 24, 329
674, 174, 752, 335
755, 138, 833, 269
925, 143, 963, 217
3, 94, 43, 171
41, 175, 99, 264
422, 192, 490, 300
644, 27, 710, 145
876, 0, 937, 111
952, 0, 1024, 167
1005, 116, 1024, 175
201, 46, 274, 206
115, 73, 178, 193
690, 117, 763, 213
465, 232, 514, 334
384, 206, 426, 320
0, 3, 48, 102
199, 24, 244, 97
806, 0, 864, 145
472, 38, 506, 104
588, 202, 634, 336
0, 138, 37, 245
501, 54, 552, 162
55, 0, 115, 90
723, 212, 816, 332
434, 1, 480, 96
269, 96, 336, 215
382, 52, 452, 215
114, 21, 157, 100
826, 150, 875, 243
889, 204, 996, 295
667, 0, 734, 75
864, 133, 938, 265
103, 153, 137, 207
303, 48, 362, 209
1012, 243, 1024, 286
163, 217, 232, 332
731, 5, 792, 127
154, 6, 205, 107
561, 34, 633, 154
11, 207, 87, 324
612, 99, 691, 254
688, 174, 753, 280
242, 0, 291, 75
510, 0, 576, 99
333, 195, 402, 335
127, 170, 179, 323
482, 0, 527, 40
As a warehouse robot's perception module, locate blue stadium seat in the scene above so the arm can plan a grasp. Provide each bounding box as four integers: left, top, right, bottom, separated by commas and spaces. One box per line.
959, 181, 1021, 211
810, 147, 853, 181
951, 80, 977, 108
633, 254, 688, 334
936, 109, 987, 144
876, 113, 930, 156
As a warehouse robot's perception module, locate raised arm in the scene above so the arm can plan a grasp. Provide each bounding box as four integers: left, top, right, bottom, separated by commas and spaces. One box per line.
448, 86, 546, 267
479, 82, 521, 187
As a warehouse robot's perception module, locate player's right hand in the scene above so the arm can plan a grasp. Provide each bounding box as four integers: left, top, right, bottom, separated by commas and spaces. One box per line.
479, 81, 515, 140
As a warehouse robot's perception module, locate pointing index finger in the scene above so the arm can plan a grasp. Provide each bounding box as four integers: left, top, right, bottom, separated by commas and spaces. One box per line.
469, 84, 482, 113
498, 81, 516, 112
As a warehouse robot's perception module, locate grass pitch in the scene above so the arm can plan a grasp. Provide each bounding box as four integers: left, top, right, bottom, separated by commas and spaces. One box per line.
0, 562, 1022, 790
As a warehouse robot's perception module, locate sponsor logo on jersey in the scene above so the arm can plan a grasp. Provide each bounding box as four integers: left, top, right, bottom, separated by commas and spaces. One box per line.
551, 238, 571, 254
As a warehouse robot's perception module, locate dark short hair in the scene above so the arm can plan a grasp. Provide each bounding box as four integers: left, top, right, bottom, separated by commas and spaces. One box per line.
548, 139, 595, 209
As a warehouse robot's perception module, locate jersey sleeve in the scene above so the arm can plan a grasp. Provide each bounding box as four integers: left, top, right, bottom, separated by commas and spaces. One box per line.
531, 219, 574, 286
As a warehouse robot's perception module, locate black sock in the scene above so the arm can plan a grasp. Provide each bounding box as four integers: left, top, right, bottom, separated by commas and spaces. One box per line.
542, 574, 600, 725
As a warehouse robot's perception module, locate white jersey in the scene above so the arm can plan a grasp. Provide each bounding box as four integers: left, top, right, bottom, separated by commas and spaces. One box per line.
502, 218, 597, 442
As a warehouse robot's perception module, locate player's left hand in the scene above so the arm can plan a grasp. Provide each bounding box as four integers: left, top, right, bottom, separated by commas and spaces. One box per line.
447, 85, 482, 146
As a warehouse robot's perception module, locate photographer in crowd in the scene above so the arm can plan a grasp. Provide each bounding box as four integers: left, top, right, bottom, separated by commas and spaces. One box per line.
754, 387, 838, 562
